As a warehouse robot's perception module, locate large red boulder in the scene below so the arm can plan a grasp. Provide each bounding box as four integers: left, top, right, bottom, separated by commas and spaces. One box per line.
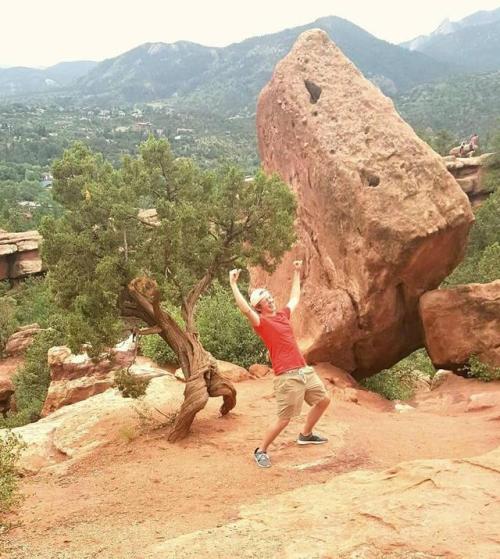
420, 281, 500, 369
255, 30, 473, 378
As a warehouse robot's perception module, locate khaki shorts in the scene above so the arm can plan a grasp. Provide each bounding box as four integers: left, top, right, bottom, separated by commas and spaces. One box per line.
274, 366, 328, 419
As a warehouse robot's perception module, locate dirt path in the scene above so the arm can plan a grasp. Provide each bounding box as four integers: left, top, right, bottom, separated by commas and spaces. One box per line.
3, 375, 500, 559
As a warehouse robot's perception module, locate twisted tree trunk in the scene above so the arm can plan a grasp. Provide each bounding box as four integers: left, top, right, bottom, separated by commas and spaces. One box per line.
123, 277, 237, 441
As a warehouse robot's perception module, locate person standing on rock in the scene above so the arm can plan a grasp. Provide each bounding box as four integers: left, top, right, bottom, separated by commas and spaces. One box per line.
229, 260, 331, 468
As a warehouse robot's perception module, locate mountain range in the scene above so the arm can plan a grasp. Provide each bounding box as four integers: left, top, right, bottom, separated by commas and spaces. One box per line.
400, 8, 500, 73
0, 61, 97, 98
1, 8, 500, 136
0, 15, 459, 106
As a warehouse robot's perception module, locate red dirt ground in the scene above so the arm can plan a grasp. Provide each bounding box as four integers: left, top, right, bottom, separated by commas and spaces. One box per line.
2, 373, 500, 559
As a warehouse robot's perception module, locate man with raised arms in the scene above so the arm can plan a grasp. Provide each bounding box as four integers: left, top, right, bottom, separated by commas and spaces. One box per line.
229, 261, 330, 468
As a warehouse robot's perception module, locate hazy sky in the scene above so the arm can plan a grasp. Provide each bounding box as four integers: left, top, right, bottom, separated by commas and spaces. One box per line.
2, 0, 500, 67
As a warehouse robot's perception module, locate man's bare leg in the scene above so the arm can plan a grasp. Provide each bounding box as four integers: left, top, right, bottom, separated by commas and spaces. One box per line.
301, 395, 330, 437
258, 417, 290, 452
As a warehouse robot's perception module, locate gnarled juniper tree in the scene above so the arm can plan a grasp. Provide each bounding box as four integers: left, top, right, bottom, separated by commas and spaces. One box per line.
41, 137, 296, 440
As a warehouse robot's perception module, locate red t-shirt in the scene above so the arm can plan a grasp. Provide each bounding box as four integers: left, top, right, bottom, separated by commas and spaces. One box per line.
253, 306, 306, 375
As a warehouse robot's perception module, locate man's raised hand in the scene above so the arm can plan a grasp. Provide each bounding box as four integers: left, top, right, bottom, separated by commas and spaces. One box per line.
229, 269, 241, 284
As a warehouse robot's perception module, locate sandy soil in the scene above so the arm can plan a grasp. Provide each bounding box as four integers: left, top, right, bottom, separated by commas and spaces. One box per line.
2, 373, 499, 559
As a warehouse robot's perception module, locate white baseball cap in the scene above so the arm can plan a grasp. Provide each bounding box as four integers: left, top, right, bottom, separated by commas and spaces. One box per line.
250, 288, 269, 308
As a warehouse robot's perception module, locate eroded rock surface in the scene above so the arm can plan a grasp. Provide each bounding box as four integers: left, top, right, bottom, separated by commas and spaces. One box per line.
42, 337, 139, 416
149, 446, 500, 558
255, 30, 473, 378
4, 376, 183, 474
0, 230, 42, 280
4, 323, 41, 356
444, 153, 495, 206
420, 280, 500, 369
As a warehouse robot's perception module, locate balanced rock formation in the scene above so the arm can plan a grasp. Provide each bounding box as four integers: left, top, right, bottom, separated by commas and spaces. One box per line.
255, 30, 473, 377
444, 153, 496, 206
0, 230, 42, 280
4, 323, 41, 356
420, 280, 500, 369
41, 337, 139, 416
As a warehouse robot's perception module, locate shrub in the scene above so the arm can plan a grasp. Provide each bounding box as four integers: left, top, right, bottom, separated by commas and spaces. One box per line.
12, 277, 58, 328
0, 296, 18, 356
0, 431, 26, 515
196, 283, 268, 368
445, 183, 500, 286
361, 368, 416, 401
139, 334, 178, 367
114, 369, 149, 399
466, 355, 500, 382
361, 349, 435, 400
1, 329, 63, 428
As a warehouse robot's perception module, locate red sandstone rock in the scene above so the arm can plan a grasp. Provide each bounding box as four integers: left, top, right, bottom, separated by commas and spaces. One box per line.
4, 323, 41, 356
0, 376, 14, 416
0, 230, 43, 280
42, 338, 138, 416
248, 364, 272, 378
255, 30, 473, 378
444, 153, 495, 206
420, 280, 500, 369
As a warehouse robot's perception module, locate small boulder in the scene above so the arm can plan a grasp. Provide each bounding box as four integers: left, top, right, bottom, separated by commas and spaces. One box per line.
4, 323, 41, 356
466, 392, 500, 412
248, 364, 272, 378
217, 360, 251, 383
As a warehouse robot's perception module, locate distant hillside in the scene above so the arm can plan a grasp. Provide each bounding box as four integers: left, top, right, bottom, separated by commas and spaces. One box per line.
401, 8, 500, 73
0, 61, 97, 98
402, 7, 500, 51
395, 71, 500, 138
75, 16, 455, 113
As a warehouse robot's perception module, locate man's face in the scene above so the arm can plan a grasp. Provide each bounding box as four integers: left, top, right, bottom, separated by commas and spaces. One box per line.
258, 291, 276, 314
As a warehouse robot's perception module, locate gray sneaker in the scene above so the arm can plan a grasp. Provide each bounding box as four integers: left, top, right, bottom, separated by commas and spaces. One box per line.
297, 433, 328, 445
254, 448, 271, 468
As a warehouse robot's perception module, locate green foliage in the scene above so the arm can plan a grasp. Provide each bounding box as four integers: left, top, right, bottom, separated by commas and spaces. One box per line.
0, 278, 60, 356
361, 349, 435, 400
113, 369, 149, 399
416, 128, 458, 155
445, 185, 500, 286
139, 334, 178, 366
42, 138, 296, 364
396, 73, 500, 140
0, 431, 26, 515
466, 355, 500, 382
10, 277, 58, 328
196, 283, 268, 368
362, 368, 415, 401
0, 296, 17, 355
1, 329, 63, 428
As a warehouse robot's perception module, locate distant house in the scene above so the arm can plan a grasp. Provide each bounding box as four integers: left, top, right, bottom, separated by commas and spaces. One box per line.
40, 173, 53, 188
18, 201, 41, 208
132, 121, 152, 132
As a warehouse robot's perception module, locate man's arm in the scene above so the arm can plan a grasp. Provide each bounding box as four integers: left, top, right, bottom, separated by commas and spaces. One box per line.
229, 269, 260, 327
287, 260, 303, 313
